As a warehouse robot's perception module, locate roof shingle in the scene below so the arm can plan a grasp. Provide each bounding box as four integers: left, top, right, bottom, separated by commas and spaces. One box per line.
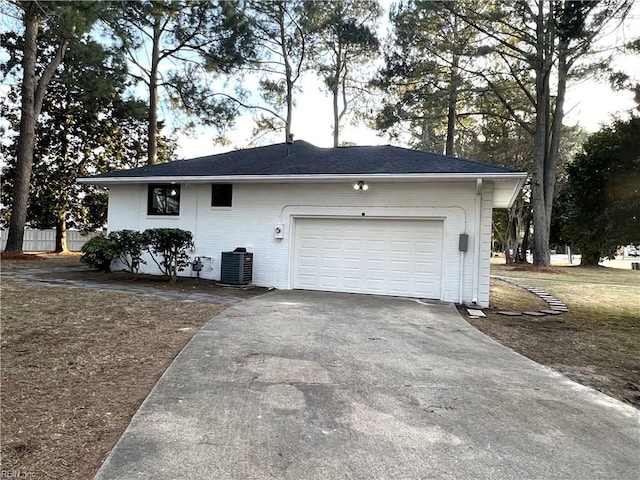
88, 140, 521, 179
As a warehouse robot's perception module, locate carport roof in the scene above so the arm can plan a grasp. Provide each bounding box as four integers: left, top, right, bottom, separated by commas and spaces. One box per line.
79, 140, 525, 181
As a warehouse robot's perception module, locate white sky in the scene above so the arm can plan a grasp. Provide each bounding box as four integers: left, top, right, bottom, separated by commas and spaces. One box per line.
174, 3, 640, 159
1, 1, 638, 160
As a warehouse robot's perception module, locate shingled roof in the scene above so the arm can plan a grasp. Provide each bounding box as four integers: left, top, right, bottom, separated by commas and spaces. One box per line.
82, 141, 522, 182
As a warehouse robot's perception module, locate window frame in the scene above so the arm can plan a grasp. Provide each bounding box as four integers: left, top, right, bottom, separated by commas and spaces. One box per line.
211, 183, 233, 208
147, 184, 181, 216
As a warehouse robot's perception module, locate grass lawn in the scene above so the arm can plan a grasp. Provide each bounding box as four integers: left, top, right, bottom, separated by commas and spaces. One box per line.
463, 263, 640, 408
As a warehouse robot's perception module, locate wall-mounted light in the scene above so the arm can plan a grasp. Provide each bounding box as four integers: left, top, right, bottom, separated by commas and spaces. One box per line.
353, 180, 369, 191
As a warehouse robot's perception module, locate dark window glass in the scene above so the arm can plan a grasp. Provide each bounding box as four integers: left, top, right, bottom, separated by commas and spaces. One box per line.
211, 184, 233, 207
148, 184, 180, 215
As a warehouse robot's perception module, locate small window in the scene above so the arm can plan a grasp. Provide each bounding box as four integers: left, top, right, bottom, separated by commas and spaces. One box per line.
211, 184, 233, 207
148, 184, 180, 215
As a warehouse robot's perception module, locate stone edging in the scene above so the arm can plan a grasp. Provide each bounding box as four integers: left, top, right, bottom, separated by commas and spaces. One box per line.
491, 275, 569, 317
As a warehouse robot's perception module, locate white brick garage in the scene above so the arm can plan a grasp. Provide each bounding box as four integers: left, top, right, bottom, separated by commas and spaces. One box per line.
79, 140, 526, 307
293, 217, 443, 298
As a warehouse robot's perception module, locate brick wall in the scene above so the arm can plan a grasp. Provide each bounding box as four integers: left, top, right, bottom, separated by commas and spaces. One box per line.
106, 180, 492, 306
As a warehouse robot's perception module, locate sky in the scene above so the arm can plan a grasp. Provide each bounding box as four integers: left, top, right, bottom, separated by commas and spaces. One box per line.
173, 2, 640, 159
1, 1, 638, 160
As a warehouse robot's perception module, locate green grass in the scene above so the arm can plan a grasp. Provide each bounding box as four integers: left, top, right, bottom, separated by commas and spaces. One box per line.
492, 264, 639, 330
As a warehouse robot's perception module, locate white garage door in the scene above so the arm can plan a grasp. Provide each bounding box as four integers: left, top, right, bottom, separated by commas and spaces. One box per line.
293, 218, 443, 298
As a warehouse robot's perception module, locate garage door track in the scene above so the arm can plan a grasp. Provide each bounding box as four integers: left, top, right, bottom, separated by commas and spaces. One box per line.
93, 291, 639, 480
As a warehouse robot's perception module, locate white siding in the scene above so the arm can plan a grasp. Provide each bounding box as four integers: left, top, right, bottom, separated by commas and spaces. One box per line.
106, 180, 493, 306
479, 185, 495, 306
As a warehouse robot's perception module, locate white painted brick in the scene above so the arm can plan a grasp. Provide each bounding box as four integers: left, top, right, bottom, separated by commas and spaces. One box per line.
107, 180, 496, 306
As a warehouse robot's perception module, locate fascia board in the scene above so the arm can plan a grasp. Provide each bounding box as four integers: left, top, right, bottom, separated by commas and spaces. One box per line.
77, 172, 528, 185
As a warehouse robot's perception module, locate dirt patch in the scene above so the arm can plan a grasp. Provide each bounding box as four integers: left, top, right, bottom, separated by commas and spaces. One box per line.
504, 264, 564, 274
0, 255, 265, 479
0, 252, 45, 261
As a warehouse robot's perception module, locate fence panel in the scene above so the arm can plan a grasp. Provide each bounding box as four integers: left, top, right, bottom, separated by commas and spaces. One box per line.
0, 229, 102, 252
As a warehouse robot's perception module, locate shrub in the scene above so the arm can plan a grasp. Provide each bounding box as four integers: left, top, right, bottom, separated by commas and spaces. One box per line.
80, 235, 118, 272
108, 229, 147, 274
144, 228, 194, 283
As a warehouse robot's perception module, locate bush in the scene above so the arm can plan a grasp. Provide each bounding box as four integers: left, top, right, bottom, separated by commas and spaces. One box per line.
80, 235, 118, 272
144, 228, 194, 283
108, 230, 147, 274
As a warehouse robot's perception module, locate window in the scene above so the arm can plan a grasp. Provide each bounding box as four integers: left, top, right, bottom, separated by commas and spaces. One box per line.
211, 184, 233, 207
148, 184, 180, 215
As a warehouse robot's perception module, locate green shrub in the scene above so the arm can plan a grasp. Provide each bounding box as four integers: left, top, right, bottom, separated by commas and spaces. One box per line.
144, 228, 194, 283
108, 229, 147, 274
80, 235, 118, 272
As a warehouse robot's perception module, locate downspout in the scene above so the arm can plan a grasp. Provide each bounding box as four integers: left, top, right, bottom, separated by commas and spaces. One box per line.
459, 249, 464, 305
472, 178, 482, 304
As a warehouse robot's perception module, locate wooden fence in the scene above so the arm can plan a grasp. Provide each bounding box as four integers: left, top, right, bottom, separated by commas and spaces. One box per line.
0, 229, 102, 252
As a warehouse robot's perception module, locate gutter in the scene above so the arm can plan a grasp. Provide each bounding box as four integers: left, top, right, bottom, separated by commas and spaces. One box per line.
77, 172, 528, 185
472, 178, 482, 305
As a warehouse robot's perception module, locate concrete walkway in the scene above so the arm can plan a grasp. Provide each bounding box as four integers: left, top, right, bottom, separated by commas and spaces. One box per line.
93, 290, 639, 480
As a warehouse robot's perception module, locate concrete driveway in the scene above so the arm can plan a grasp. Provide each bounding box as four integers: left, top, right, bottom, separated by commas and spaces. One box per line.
94, 291, 639, 480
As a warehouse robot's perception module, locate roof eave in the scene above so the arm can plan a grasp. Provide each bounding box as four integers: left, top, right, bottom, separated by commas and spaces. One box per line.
77, 172, 527, 185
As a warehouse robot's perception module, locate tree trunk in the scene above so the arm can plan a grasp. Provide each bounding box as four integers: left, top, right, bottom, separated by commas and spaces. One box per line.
420, 118, 430, 151
580, 251, 600, 266
5, 4, 70, 253
333, 41, 348, 148
445, 67, 458, 156
54, 215, 68, 253
506, 213, 519, 264
276, 3, 293, 143
148, 16, 161, 165
331, 42, 341, 147
530, 1, 552, 267
543, 35, 569, 238
5, 5, 39, 253
332, 71, 340, 147
491, 220, 508, 261
445, 21, 460, 156
518, 213, 532, 263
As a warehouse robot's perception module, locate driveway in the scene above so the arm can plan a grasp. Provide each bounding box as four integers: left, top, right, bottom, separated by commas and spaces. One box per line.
93, 290, 639, 480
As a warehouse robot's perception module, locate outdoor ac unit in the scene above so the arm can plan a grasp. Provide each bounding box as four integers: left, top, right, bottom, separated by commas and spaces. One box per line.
220, 249, 253, 285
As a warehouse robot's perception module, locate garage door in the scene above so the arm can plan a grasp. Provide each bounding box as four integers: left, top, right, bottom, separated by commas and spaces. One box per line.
293, 218, 443, 298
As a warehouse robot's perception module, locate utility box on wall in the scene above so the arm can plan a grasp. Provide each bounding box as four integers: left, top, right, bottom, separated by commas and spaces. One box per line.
220, 249, 253, 285
458, 234, 469, 252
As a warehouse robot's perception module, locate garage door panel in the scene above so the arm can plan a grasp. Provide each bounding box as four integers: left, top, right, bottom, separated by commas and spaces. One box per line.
344, 240, 361, 251
299, 255, 316, 267
300, 238, 318, 249
298, 274, 317, 287
319, 275, 339, 288
343, 278, 362, 289
390, 260, 410, 272
367, 258, 385, 269
415, 260, 435, 270
293, 218, 443, 299
391, 240, 410, 251
321, 257, 340, 268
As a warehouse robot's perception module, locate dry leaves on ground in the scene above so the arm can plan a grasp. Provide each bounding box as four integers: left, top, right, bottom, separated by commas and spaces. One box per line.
1, 278, 227, 479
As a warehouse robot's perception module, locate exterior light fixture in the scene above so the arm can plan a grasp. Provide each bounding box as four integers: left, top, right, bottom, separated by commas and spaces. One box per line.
354, 180, 369, 191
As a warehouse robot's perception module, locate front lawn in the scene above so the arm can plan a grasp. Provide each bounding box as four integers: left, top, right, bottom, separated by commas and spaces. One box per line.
0, 257, 231, 479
